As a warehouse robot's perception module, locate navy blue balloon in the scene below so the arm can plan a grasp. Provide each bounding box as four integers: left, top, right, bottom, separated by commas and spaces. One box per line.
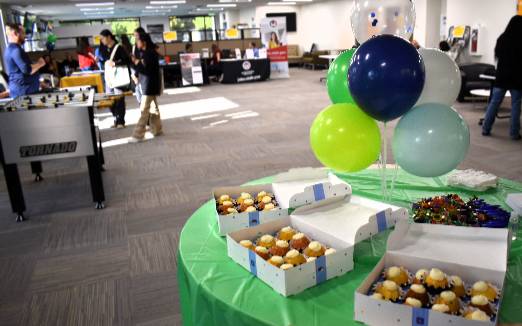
348, 35, 425, 122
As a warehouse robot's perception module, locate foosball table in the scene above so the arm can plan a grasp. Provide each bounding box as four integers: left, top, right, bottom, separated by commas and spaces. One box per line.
0, 88, 107, 221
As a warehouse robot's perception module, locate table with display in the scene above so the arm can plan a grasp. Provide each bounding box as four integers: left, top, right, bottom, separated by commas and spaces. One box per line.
60, 72, 105, 93
220, 58, 270, 84
0, 89, 106, 222
177, 168, 522, 326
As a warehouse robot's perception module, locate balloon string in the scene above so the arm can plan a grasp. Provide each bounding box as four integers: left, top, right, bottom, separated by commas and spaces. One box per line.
389, 164, 399, 202
382, 122, 388, 200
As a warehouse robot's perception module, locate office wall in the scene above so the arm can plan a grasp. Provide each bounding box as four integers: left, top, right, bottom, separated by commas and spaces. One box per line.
53, 24, 111, 38
445, 0, 517, 64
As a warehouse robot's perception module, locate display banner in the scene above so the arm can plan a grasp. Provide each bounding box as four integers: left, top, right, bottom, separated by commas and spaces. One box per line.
180, 53, 203, 86
518, 0, 522, 15
260, 17, 289, 79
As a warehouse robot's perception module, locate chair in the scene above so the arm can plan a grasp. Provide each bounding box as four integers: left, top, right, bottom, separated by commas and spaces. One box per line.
458, 63, 496, 102
287, 45, 303, 67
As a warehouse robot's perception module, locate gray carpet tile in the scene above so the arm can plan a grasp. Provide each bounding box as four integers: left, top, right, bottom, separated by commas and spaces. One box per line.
0, 68, 520, 325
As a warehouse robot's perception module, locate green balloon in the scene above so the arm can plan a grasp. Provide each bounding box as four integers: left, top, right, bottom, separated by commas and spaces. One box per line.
326, 49, 356, 104
310, 103, 381, 172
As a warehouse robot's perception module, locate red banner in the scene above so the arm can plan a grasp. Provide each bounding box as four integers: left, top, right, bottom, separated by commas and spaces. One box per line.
268, 46, 288, 62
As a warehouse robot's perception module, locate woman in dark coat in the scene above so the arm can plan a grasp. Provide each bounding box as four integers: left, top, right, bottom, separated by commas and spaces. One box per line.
129, 32, 163, 142
482, 16, 522, 140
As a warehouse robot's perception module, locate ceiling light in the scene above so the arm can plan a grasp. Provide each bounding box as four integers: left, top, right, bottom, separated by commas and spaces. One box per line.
219, 0, 251, 2
142, 9, 171, 12
149, 0, 185, 4
282, 0, 311, 1
268, 1, 295, 4
75, 2, 114, 7
84, 11, 114, 15
80, 7, 114, 11
207, 3, 236, 7
145, 5, 177, 9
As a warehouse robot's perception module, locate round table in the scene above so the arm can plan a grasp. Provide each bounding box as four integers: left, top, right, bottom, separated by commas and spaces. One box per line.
177, 169, 522, 326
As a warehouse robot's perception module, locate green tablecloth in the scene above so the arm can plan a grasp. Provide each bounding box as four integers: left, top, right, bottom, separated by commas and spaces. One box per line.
177, 169, 522, 326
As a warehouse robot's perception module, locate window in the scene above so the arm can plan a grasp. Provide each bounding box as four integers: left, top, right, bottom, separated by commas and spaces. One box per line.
105, 18, 139, 36
169, 15, 215, 42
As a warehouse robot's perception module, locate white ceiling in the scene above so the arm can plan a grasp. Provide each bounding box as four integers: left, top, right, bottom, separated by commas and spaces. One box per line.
3, 0, 312, 21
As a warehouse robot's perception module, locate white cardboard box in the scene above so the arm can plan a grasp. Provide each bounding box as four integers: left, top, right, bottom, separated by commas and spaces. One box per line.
227, 195, 408, 296
354, 220, 509, 326
213, 168, 352, 236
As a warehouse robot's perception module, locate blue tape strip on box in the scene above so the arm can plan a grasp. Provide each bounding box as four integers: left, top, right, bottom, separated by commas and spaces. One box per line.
248, 211, 260, 227
315, 255, 327, 285
376, 210, 387, 233
248, 250, 257, 276
313, 183, 326, 201
412, 308, 429, 326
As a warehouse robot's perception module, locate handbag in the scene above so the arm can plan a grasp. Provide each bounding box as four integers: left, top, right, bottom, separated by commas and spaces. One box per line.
104, 44, 130, 89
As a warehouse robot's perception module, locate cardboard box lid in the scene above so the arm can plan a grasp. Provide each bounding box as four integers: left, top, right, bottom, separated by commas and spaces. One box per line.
387, 220, 509, 274
289, 195, 404, 247
506, 193, 522, 214
272, 168, 351, 209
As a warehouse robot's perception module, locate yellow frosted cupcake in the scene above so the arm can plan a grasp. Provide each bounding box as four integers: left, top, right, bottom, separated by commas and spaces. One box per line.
426, 268, 449, 292
385, 266, 409, 286
268, 256, 284, 267
470, 281, 499, 302
432, 304, 450, 314
284, 249, 306, 266
464, 309, 490, 321
303, 241, 326, 257
375, 280, 400, 301
434, 291, 460, 315
257, 234, 276, 248
278, 226, 296, 241
239, 240, 254, 250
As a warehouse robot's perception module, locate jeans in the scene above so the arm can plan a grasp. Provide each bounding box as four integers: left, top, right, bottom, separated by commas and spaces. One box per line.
107, 87, 126, 126
482, 87, 522, 138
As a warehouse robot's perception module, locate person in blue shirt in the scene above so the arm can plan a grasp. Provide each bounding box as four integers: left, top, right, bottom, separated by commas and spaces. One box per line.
4, 23, 45, 98
3, 23, 47, 181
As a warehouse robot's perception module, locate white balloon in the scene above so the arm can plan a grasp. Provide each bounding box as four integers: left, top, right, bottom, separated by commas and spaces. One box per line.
350, 0, 416, 44
415, 48, 462, 106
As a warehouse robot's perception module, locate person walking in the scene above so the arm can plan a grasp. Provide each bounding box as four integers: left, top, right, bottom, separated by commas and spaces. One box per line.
131, 27, 146, 105
129, 32, 163, 143
100, 29, 130, 128
482, 16, 522, 140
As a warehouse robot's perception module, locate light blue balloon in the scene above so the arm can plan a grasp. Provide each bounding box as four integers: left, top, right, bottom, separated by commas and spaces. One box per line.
392, 103, 470, 177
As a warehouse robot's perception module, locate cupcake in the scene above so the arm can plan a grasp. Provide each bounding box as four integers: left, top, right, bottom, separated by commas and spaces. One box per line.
217, 194, 231, 205
426, 268, 449, 293
290, 233, 310, 251
371, 293, 384, 300
470, 281, 499, 302
218, 200, 234, 214
375, 280, 400, 301
257, 195, 273, 210
280, 263, 293, 270
270, 240, 290, 257
324, 248, 336, 255
263, 203, 276, 211
464, 309, 490, 321
239, 198, 255, 212
404, 297, 422, 308
237, 192, 252, 205
254, 246, 270, 260
278, 226, 296, 241
303, 241, 326, 257
239, 240, 254, 250
385, 266, 409, 286
257, 234, 276, 248
284, 249, 306, 266
405, 284, 429, 307
449, 275, 466, 298
432, 304, 450, 314
256, 191, 268, 202
226, 207, 238, 215
434, 291, 460, 315
470, 295, 494, 316
306, 257, 317, 263
413, 269, 429, 285
268, 255, 284, 268
245, 206, 256, 213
